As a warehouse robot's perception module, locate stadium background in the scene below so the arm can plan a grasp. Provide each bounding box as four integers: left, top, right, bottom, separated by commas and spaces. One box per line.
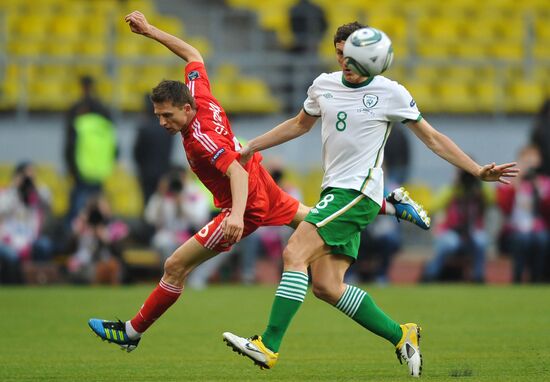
0, 0, 549, 270
2, 1, 550, 381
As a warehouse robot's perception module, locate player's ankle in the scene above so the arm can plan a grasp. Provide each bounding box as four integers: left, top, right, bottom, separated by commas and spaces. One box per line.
125, 321, 142, 340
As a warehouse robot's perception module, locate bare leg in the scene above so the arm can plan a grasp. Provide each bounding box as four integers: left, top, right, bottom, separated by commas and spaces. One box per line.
128, 237, 218, 336
309, 255, 351, 304
162, 237, 219, 287
88, 236, 221, 351
310, 253, 402, 346
259, 222, 329, 352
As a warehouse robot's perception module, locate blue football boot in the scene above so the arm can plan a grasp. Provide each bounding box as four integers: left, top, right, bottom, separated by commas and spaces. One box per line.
88, 318, 140, 352
386, 187, 431, 230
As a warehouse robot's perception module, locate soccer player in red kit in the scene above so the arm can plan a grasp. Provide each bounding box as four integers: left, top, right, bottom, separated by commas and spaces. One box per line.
88, 11, 430, 352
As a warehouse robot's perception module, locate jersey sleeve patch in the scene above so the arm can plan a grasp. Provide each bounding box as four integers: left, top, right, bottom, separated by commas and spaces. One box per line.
185, 62, 211, 95
210, 147, 226, 164
212, 147, 239, 174
188, 70, 200, 81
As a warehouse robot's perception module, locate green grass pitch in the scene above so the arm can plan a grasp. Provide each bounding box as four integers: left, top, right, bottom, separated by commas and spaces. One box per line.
1, 284, 549, 381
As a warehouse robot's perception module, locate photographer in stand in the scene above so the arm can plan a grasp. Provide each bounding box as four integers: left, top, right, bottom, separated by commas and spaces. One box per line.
66, 195, 128, 284
0, 162, 53, 284
422, 166, 494, 283
144, 167, 210, 264
497, 145, 550, 283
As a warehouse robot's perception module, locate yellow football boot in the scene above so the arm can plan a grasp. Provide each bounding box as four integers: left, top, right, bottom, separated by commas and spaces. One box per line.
223, 332, 278, 369
395, 323, 423, 377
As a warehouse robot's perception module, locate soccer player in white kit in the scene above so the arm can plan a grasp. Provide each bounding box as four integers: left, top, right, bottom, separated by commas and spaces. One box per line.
223, 22, 518, 377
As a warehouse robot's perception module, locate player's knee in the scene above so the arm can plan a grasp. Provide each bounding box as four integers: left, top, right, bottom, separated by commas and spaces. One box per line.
163, 254, 190, 281
282, 246, 308, 269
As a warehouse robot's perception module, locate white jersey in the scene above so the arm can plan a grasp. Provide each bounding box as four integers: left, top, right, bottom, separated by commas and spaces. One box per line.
303, 72, 421, 206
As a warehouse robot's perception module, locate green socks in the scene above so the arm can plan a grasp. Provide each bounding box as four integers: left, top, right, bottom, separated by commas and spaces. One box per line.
335, 284, 402, 346
261, 271, 308, 352
261, 277, 402, 352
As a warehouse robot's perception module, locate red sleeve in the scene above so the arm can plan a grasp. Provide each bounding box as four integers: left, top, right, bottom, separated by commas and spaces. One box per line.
192, 129, 239, 175
210, 145, 239, 174
185, 61, 211, 95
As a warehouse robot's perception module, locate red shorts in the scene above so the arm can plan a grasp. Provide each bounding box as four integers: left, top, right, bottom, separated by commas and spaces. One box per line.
194, 166, 299, 252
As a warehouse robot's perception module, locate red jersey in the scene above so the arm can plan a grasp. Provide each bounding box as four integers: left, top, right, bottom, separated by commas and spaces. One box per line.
182, 61, 262, 208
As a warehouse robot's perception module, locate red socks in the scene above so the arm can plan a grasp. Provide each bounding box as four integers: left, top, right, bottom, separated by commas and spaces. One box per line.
130, 279, 183, 334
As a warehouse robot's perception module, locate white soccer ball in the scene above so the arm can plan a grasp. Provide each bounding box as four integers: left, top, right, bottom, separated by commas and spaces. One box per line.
343, 27, 394, 77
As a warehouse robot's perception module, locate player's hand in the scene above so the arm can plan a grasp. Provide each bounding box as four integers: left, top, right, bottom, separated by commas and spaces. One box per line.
124, 11, 152, 36
478, 162, 519, 184
239, 145, 254, 166
222, 213, 244, 244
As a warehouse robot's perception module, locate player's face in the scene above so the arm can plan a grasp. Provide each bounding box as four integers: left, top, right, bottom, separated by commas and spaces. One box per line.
153, 101, 193, 135
335, 41, 368, 83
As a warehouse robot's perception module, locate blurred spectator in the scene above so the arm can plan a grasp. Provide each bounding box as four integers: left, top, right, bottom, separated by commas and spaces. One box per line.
384, 125, 411, 184
530, 99, 550, 176
0, 162, 53, 284
496, 145, 550, 283
67, 195, 128, 285
145, 167, 210, 262
133, 94, 174, 204
64, 75, 117, 228
286, 0, 328, 113
422, 168, 494, 283
289, 0, 328, 54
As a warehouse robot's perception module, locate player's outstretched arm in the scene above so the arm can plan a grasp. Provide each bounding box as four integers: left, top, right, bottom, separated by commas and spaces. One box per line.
124, 10, 203, 63
407, 118, 519, 184
240, 110, 318, 164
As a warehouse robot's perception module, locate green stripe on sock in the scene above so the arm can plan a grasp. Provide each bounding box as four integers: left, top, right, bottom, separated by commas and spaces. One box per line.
280, 276, 308, 287
335, 284, 402, 346
336, 285, 360, 312
345, 288, 365, 316
283, 271, 309, 280
274, 291, 306, 301
263, 271, 309, 352
275, 272, 308, 302
279, 280, 308, 290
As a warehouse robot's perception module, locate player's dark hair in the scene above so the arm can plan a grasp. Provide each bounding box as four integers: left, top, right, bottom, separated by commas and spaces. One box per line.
333, 21, 367, 45
151, 80, 196, 109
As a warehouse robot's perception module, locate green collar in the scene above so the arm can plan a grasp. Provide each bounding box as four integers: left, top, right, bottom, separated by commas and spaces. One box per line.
341, 74, 375, 88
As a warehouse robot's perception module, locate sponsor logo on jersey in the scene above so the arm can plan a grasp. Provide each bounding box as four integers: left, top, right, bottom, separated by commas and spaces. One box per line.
322, 92, 333, 99
362, 94, 379, 108
187, 71, 200, 81
211, 148, 225, 163
357, 107, 376, 116
410, 98, 416, 107
310, 208, 319, 214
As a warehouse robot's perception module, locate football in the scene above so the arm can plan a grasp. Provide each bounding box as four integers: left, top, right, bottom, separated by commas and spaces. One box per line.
343, 27, 394, 77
